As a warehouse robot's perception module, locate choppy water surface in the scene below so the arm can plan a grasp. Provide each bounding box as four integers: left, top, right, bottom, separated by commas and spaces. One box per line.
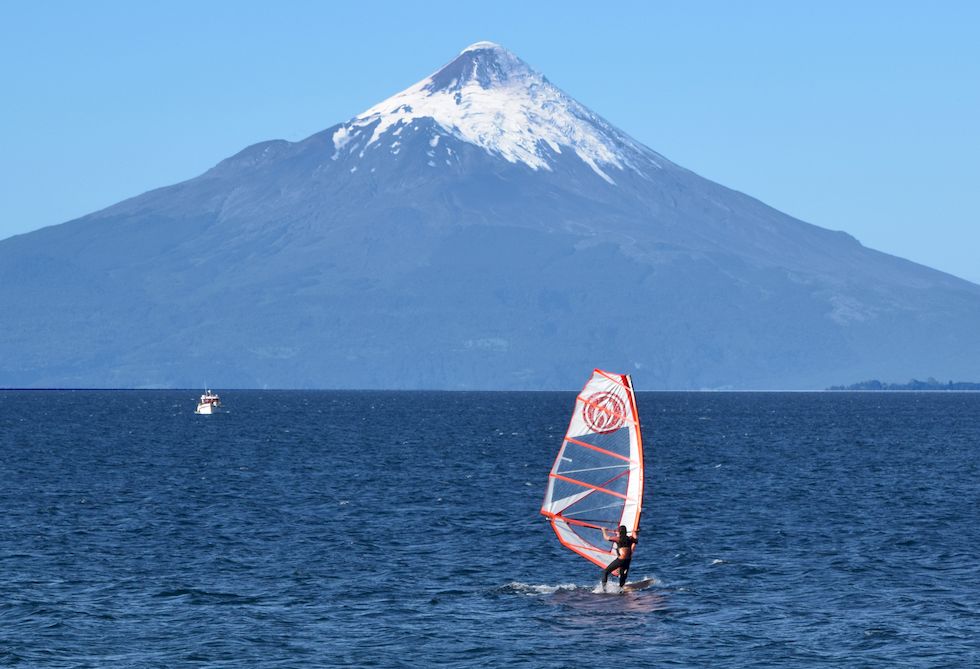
1, 391, 978, 667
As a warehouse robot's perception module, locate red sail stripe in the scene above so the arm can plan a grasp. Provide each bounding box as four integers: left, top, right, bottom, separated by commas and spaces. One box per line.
593, 368, 628, 388
564, 436, 632, 462
550, 473, 628, 500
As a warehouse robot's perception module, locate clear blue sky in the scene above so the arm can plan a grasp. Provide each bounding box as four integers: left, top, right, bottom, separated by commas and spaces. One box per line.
2, 1, 978, 283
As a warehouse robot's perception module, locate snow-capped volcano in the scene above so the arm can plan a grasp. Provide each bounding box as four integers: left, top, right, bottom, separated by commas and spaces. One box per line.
2, 41, 979, 390
332, 41, 660, 184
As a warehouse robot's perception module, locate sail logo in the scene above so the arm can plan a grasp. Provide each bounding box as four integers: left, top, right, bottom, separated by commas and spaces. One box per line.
582, 392, 626, 433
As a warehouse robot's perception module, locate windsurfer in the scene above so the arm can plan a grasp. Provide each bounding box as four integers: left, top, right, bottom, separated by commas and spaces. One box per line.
601, 525, 638, 589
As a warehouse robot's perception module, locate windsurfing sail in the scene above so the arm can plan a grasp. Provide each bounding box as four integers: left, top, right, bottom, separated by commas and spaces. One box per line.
540, 369, 644, 568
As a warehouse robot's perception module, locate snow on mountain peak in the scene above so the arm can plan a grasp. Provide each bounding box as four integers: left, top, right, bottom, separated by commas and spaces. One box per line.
459, 41, 504, 54
330, 42, 658, 183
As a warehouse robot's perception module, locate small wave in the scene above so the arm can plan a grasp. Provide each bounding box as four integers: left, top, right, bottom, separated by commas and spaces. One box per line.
501, 577, 660, 596
500, 581, 585, 595
590, 583, 644, 594
711, 559, 726, 565
152, 587, 262, 605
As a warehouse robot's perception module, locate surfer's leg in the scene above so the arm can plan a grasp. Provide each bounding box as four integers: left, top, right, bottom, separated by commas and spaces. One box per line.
618, 559, 631, 587
602, 559, 621, 586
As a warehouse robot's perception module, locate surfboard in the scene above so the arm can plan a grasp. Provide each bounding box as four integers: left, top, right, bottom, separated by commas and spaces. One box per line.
621, 578, 656, 592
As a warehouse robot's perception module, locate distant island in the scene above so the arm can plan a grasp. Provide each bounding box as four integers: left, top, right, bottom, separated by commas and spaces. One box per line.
829, 378, 980, 391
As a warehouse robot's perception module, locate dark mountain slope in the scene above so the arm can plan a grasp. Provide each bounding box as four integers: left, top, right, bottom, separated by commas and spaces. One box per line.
1, 43, 977, 389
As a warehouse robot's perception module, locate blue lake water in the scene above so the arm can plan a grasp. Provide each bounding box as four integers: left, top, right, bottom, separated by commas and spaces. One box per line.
1, 390, 978, 667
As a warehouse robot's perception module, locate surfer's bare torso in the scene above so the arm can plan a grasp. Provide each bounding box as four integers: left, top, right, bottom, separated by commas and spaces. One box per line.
616, 539, 634, 560
603, 527, 638, 558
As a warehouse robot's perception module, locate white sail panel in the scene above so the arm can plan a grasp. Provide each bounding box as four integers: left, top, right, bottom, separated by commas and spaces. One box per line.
541, 369, 644, 568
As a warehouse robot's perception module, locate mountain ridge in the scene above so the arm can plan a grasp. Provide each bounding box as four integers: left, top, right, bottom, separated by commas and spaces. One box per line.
1, 42, 978, 389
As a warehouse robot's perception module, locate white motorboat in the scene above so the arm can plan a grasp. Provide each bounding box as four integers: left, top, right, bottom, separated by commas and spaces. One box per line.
195, 389, 221, 414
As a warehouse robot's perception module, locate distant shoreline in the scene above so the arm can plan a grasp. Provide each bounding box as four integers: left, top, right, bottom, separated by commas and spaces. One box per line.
2, 385, 979, 393
828, 379, 980, 391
